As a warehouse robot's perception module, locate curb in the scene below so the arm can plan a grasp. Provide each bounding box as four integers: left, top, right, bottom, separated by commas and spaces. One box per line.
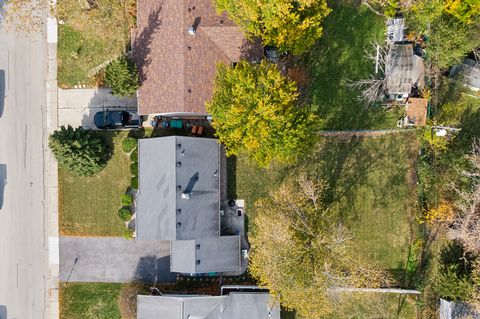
45, 1, 59, 318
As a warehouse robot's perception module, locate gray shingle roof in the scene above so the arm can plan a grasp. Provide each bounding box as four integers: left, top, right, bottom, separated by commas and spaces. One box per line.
385, 43, 425, 95
137, 136, 221, 241
137, 292, 281, 319
170, 236, 241, 273
136, 136, 241, 273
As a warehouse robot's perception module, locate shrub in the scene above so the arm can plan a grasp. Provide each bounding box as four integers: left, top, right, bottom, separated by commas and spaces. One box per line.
130, 163, 138, 176
49, 125, 110, 176
122, 137, 137, 154
435, 265, 474, 301
118, 207, 132, 222
123, 228, 134, 240
105, 55, 139, 97
121, 194, 133, 206
130, 149, 138, 162
131, 176, 138, 189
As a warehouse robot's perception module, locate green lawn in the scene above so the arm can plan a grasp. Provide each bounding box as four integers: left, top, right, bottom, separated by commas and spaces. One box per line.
235, 132, 418, 271
330, 292, 417, 319
303, 3, 402, 130
60, 283, 122, 319
57, 0, 134, 87
59, 131, 130, 236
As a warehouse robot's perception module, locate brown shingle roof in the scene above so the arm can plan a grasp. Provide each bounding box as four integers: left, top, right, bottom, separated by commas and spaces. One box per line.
406, 98, 428, 126
132, 0, 263, 115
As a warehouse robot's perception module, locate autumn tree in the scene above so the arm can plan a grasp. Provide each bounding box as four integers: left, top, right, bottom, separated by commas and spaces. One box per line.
249, 174, 391, 318
214, 0, 331, 55
207, 60, 315, 167
449, 139, 480, 253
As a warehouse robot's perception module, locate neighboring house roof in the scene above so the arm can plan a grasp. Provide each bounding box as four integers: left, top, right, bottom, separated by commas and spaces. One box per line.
406, 97, 428, 126
132, 0, 263, 115
386, 17, 405, 43
385, 43, 425, 96
137, 136, 240, 273
440, 298, 480, 319
451, 58, 480, 91
137, 292, 281, 319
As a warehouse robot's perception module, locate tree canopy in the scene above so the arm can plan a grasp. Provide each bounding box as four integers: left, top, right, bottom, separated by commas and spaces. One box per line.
214, 0, 331, 55
407, 0, 480, 69
49, 125, 110, 176
105, 55, 140, 97
207, 60, 314, 167
249, 174, 391, 318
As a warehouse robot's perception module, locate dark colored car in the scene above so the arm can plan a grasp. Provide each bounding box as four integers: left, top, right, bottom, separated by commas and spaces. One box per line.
93, 110, 140, 129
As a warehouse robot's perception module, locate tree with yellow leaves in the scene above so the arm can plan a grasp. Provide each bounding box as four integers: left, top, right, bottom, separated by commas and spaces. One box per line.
249, 174, 392, 318
214, 0, 331, 55
207, 60, 315, 167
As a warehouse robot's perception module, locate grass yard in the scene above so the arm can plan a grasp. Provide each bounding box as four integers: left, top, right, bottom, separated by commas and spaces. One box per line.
234, 132, 418, 272
60, 283, 122, 319
303, 3, 402, 130
59, 131, 130, 236
57, 0, 135, 87
330, 292, 417, 319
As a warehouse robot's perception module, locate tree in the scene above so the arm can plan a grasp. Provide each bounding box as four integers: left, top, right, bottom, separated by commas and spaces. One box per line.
207, 60, 314, 167
449, 139, 480, 253
444, 0, 480, 25
105, 55, 139, 97
49, 125, 110, 176
249, 174, 391, 318
214, 0, 331, 55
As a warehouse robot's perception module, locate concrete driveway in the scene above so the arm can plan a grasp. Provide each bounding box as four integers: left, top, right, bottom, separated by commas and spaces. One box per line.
58, 88, 137, 129
60, 237, 176, 283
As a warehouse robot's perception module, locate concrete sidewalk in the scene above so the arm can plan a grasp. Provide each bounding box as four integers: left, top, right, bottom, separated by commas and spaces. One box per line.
60, 237, 175, 283
58, 88, 137, 129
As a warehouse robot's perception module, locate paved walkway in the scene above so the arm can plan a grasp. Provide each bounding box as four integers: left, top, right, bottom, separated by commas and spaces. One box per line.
58, 88, 137, 129
60, 237, 175, 283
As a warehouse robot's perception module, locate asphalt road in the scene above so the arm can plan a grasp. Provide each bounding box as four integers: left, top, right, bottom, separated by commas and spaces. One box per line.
0, 27, 48, 319
60, 237, 175, 283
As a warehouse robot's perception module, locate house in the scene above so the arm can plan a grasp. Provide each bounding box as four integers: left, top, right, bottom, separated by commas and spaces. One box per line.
450, 58, 480, 92
385, 43, 425, 99
132, 0, 263, 117
136, 136, 241, 274
137, 289, 281, 319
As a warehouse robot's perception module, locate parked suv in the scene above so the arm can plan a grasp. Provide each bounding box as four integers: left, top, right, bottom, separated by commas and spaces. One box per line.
93, 110, 140, 129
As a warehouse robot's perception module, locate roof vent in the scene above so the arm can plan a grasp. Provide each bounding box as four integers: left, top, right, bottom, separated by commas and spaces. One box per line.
176, 185, 182, 191
188, 26, 196, 36
176, 161, 182, 167
177, 209, 182, 214
220, 19, 224, 24
196, 260, 201, 265
176, 222, 182, 228
181, 192, 191, 200
176, 143, 181, 149
187, 46, 192, 51
196, 244, 200, 249
187, 89, 192, 94
181, 149, 185, 156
